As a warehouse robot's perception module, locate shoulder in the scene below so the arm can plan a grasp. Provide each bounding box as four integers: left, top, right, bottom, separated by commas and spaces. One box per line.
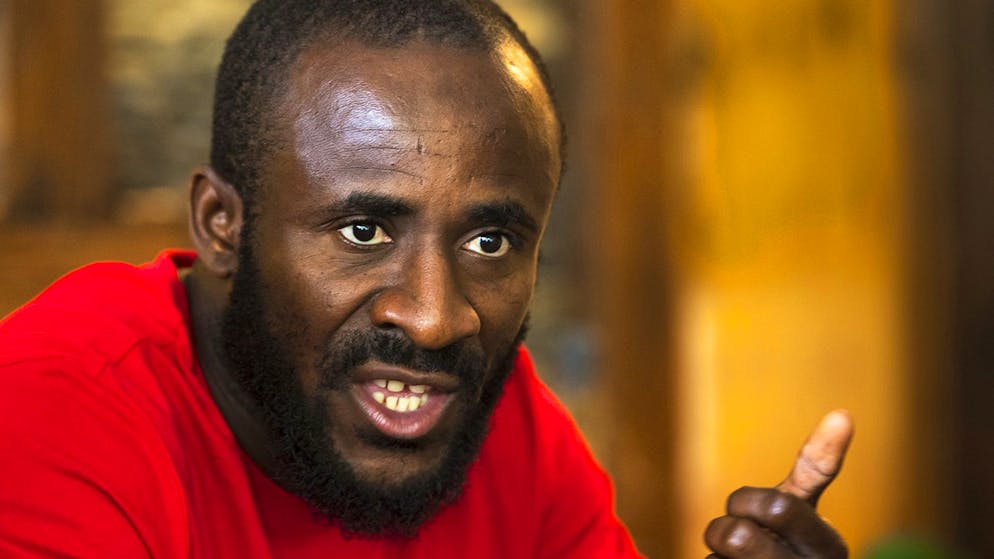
0, 249, 201, 461
0, 250, 195, 371
0, 251, 197, 556
0, 352, 191, 556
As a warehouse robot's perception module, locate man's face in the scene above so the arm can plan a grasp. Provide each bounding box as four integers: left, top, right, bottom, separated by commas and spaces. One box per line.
221, 39, 560, 534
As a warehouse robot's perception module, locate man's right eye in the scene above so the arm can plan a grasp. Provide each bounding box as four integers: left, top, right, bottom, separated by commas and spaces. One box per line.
337, 223, 392, 246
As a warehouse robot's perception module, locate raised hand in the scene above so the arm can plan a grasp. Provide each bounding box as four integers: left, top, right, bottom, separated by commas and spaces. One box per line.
704, 410, 854, 558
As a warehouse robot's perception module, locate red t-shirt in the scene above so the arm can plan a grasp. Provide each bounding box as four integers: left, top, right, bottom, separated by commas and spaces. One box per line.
0, 251, 642, 558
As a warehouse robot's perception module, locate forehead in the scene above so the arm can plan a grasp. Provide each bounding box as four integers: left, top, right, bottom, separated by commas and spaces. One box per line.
286, 37, 558, 132
263, 38, 561, 198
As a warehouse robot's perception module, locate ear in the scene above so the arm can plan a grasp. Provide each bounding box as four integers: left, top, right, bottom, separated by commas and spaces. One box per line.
187, 165, 244, 278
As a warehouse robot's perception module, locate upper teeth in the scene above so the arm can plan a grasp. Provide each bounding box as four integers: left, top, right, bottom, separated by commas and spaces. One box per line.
373, 392, 428, 412
371, 379, 431, 413
374, 379, 429, 394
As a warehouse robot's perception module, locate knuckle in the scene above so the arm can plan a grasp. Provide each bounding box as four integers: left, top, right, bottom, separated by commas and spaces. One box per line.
723, 518, 758, 554
706, 516, 758, 555
764, 491, 799, 523
703, 516, 728, 545
726, 485, 755, 509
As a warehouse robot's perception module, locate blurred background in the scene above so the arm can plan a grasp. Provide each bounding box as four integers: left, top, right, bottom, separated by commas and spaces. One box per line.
0, 1, 991, 557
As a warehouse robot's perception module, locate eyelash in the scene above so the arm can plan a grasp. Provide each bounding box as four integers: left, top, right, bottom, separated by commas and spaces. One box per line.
335, 221, 392, 247
330, 220, 524, 255
464, 231, 514, 258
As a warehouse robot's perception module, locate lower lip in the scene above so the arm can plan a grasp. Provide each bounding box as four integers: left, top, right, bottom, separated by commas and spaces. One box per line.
351, 383, 455, 440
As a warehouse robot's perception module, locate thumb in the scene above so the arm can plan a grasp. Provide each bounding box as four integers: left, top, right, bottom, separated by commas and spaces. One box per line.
776, 409, 854, 507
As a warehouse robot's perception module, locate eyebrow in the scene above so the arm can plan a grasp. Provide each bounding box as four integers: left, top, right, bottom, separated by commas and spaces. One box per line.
467, 201, 540, 234
335, 192, 414, 217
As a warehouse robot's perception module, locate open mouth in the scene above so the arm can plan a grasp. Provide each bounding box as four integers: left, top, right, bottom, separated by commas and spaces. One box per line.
370, 379, 431, 412
350, 366, 460, 441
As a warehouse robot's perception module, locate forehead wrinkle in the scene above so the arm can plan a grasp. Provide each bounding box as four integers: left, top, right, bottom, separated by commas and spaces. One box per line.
335, 128, 440, 155
340, 127, 452, 133
330, 166, 425, 182
470, 172, 523, 181
336, 145, 449, 158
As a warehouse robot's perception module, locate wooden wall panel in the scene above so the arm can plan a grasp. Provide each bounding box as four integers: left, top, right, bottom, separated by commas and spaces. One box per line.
7, 0, 111, 221
947, 1, 994, 555
579, 1, 680, 557
0, 1, 10, 217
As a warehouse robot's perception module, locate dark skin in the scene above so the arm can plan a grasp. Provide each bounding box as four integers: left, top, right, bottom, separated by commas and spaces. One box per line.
185, 38, 561, 487
182, 36, 854, 556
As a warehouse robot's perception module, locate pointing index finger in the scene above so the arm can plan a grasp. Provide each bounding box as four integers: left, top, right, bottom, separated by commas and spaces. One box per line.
776, 410, 854, 507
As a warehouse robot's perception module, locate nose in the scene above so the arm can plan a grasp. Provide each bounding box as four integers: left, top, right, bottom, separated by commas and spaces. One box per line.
370, 248, 481, 350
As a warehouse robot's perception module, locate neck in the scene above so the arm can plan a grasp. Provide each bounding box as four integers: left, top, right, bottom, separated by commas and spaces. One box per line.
183, 264, 278, 476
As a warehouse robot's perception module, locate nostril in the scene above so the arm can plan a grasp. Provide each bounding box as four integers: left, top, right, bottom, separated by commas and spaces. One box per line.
369, 288, 412, 328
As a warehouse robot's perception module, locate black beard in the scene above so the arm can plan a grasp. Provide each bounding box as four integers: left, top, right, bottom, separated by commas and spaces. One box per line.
221, 232, 526, 537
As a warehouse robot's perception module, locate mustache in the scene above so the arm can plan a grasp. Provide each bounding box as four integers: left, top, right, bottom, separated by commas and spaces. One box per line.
316, 330, 487, 391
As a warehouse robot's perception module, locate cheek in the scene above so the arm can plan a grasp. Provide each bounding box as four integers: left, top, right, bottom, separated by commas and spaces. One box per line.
269, 267, 374, 347
252, 231, 369, 354
471, 271, 535, 347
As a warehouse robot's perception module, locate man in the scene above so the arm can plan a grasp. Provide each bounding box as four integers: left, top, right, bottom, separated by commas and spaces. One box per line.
0, 1, 852, 557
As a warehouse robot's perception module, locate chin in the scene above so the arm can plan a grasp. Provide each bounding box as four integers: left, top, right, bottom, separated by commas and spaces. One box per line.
341, 441, 451, 486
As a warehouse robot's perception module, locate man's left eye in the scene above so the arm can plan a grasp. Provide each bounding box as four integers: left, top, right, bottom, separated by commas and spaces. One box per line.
337, 223, 392, 246
463, 233, 511, 257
